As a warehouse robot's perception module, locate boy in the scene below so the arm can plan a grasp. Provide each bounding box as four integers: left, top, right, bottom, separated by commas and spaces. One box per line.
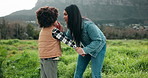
36, 6, 77, 78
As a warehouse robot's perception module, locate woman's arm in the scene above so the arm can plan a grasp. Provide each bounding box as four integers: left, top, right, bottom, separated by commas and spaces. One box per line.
82, 22, 105, 54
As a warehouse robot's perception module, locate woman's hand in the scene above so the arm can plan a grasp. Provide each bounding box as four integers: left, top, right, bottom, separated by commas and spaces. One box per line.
75, 47, 85, 56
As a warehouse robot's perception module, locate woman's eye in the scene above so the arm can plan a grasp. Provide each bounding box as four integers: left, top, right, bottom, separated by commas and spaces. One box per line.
64, 13, 67, 16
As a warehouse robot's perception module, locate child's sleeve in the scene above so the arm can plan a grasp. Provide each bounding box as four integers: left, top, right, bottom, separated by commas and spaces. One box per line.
52, 28, 77, 48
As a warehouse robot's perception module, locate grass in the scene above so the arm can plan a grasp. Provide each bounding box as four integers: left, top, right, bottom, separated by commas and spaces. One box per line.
0, 39, 148, 78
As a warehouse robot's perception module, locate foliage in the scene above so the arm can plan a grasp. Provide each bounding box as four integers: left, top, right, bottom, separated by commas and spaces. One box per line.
101, 26, 148, 39
0, 46, 7, 78
0, 18, 39, 40
0, 39, 148, 78
0, 18, 148, 40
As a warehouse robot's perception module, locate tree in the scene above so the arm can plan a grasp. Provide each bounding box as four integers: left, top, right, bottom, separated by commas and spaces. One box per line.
26, 24, 35, 39
0, 17, 8, 39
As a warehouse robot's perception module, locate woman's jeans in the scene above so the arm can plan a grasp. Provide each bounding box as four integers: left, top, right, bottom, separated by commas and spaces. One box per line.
74, 44, 106, 78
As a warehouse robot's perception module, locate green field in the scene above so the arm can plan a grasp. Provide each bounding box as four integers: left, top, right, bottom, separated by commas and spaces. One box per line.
0, 39, 148, 78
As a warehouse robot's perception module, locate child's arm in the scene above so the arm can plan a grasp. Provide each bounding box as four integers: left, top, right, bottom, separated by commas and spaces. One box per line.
52, 28, 85, 56
52, 28, 76, 48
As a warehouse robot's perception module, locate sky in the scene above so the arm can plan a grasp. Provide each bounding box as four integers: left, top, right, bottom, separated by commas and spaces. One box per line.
0, 0, 38, 17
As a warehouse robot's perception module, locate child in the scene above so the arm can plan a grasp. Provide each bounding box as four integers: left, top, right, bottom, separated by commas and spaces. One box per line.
36, 6, 77, 78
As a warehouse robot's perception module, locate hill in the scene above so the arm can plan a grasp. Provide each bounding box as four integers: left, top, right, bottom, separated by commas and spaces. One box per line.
1, 0, 148, 23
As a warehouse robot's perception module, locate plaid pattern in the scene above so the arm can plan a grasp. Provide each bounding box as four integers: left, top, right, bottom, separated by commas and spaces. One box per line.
52, 28, 77, 48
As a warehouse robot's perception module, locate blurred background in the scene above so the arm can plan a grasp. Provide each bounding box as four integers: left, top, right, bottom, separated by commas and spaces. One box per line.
0, 0, 148, 40
0, 0, 148, 78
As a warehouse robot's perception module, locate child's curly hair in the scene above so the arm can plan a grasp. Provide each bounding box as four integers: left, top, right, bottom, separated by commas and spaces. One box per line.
36, 6, 58, 28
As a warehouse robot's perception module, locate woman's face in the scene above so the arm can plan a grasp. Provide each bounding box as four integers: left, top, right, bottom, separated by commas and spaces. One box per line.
63, 10, 68, 24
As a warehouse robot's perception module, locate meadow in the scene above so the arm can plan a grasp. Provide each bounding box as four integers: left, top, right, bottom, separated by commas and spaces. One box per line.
0, 39, 148, 78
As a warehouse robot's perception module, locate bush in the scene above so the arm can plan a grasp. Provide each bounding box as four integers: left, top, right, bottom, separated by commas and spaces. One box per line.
0, 39, 19, 45
130, 56, 148, 72
2, 51, 40, 78
0, 40, 148, 78
0, 46, 8, 78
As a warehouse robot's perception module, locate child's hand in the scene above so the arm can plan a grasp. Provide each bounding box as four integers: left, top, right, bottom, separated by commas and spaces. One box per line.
54, 21, 63, 32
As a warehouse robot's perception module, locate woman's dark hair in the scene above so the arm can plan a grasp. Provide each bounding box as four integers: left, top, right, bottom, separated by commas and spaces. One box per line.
36, 6, 58, 28
65, 4, 82, 47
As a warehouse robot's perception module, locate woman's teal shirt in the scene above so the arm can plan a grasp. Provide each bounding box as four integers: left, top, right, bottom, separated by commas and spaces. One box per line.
66, 19, 106, 58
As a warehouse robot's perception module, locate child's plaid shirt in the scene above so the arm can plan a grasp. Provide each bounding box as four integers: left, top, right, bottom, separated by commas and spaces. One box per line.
52, 28, 77, 48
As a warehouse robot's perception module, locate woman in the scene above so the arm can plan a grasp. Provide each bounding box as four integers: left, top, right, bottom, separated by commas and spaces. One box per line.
63, 4, 106, 78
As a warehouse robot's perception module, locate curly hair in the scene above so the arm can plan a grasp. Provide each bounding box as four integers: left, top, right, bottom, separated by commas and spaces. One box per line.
36, 6, 58, 28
